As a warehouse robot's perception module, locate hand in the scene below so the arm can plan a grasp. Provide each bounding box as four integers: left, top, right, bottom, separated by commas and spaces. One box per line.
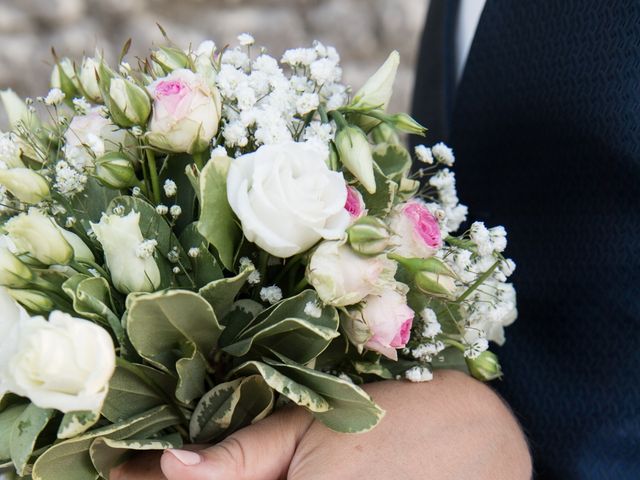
111, 370, 531, 480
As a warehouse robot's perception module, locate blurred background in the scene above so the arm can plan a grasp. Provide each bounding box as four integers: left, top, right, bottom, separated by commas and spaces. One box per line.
0, 0, 428, 123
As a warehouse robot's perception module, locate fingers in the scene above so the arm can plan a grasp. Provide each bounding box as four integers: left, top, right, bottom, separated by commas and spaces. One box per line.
109, 450, 165, 480
161, 406, 313, 480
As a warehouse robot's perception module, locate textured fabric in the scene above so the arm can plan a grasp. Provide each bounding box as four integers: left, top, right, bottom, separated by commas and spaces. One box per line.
412, 1, 640, 478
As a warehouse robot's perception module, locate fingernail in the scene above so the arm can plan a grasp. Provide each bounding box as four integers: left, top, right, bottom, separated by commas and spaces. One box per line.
166, 449, 202, 466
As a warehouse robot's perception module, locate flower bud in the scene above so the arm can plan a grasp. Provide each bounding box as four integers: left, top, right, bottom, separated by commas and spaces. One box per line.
399, 177, 420, 198
6, 211, 73, 265
0, 168, 50, 204
351, 50, 399, 111
94, 152, 138, 189
58, 228, 95, 263
386, 113, 427, 136
108, 78, 151, 127
7, 289, 54, 314
78, 56, 102, 103
466, 350, 503, 381
0, 89, 40, 131
415, 271, 457, 300
51, 57, 80, 99
90, 211, 161, 293
193, 40, 217, 85
335, 126, 376, 194
347, 216, 390, 256
0, 247, 33, 287
153, 46, 189, 73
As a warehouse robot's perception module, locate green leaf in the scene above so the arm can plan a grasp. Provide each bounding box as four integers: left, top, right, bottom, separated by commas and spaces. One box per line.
431, 347, 470, 374
10, 405, 54, 476
358, 163, 397, 216
32, 406, 180, 480
107, 196, 190, 289
190, 375, 274, 443
0, 404, 28, 461
197, 157, 241, 271
353, 361, 394, 380
372, 143, 412, 182
101, 365, 166, 423
159, 154, 198, 232
231, 362, 330, 413
264, 360, 384, 433
89, 434, 182, 480
68, 177, 120, 234
198, 266, 254, 322
57, 411, 100, 440
223, 290, 339, 364
179, 223, 224, 288
126, 290, 222, 403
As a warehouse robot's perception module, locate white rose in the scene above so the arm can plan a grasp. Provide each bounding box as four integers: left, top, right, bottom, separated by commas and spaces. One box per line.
90, 211, 161, 294
0, 311, 115, 413
6, 210, 73, 265
227, 141, 351, 258
307, 240, 396, 306
146, 69, 222, 154
64, 108, 125, 168
78, 56, 102, 102
0, 287, 29, 367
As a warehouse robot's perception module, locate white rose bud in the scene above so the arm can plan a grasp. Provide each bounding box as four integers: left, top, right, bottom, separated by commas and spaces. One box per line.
95, 152, 138, 189
64, 107, 126, 167
51, 57, 80, 98
0, 89, 40, 131
307, 240, 396, 307
335, 126, 376, 194
6, 289, 54, 314
78, 56, 102, 102
58, 228, 95, 263
227, 141, 351, 258
351, 50, 399, 111
146, 69, 222, 154
109, 78, 151, 127
91, 211, 161, 293
0, 247, 33, 288
5, 210, 74, 265
415, 271, 457, 299
0, 168, 50, 204
0, 311, 116, 413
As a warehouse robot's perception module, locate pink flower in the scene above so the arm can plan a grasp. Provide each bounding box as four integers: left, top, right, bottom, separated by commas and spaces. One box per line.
146, 69, 222, 154
388, 199, 442, 258
344, 186, 366, 219
359, 285, 414, 360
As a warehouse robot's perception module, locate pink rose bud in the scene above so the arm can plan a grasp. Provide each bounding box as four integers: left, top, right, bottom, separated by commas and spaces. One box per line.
146, 69, 222, 154
388, 199, 442, 258
344, 185, 366, 219
347, 284, 415, 360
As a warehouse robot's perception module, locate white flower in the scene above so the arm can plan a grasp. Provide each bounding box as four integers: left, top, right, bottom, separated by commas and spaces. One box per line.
281, 48, 317, 66
163, 179, 177, 197
156, 204, 168, 215
91, 211, 161, 293
0, 168, 50, 204
0, 132, 23, 169
420, 308, 442, 338
307, 240, 396, 307
64, 107, 125, 168
464, 281, 517, 345
135, 239, 157, 259
304, 301, 323, 318
415, 144, 433, 164
0, 310, 115, 413
170, 205, 182, 218
188, 247, 200, 258
147, 69, 222, 154
109, 78, 151, 127
0, 246, 32, 288
388, 200, 442, 258
431, 142, 455, 166
352, 50, 399, 111
411, 341, 445, 362
72, 97, 91, 114
0, 287, 30, 365
260, 285, 282, 304
405, 366, 433, 382
335, 126, 376, 194
470, 222, 493, 256
227, 141, 350, 258
463, 329, 489, 359
78, 56, 102, 102
44, 88, 65, 106
237, 33, 255, 46
5, 210, 74, 265
309, 58, 342, 84
296, 92, 319, 115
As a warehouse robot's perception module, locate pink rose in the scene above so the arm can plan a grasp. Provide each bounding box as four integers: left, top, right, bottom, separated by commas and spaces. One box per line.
344, 185, 366, 220
146, 69, 221, 154
360, 285, 414, 360
388, 199, 442, 258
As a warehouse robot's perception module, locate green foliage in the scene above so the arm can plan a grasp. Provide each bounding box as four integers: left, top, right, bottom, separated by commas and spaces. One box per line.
0, 404, 28, 462
358, 163, 397, 216
223, 290, 340, 364
198, 266, 253, 321
10, 404, 54, 475
197, 156, 241, 271
57, 411, 100, 440
372, 143, 412, 182
189, 375, 273, 443
179, 224, 224, 288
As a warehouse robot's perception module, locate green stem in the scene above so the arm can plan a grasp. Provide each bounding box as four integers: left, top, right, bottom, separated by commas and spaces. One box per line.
258, 251, 270, 285
455, 260, 501, 304
330, 110, 348, 129
318, 105, 329, 124
145, 148, 161, 204
292, 277, 309, 295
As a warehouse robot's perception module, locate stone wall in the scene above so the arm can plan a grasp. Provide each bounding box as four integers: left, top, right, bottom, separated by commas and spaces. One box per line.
0, 0, 428, 122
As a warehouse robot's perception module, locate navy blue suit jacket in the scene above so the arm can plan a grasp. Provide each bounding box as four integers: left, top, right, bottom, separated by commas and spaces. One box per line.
412, 1, 640, 478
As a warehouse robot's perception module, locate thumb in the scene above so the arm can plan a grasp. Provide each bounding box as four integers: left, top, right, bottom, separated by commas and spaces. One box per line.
160, 406, 313, 480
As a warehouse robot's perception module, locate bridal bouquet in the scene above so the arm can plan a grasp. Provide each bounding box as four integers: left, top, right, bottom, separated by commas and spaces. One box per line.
0, 32, 517, 479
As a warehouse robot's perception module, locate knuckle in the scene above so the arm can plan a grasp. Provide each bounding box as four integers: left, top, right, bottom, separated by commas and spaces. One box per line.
216, 436, 248, 477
